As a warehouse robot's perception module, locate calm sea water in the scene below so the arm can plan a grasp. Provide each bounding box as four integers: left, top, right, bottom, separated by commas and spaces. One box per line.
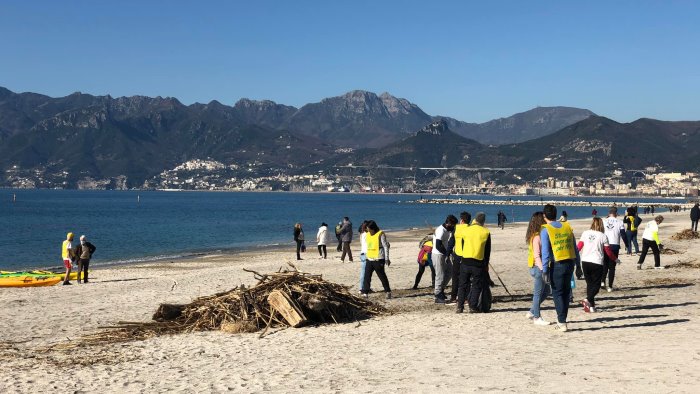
1, 190, 683, 270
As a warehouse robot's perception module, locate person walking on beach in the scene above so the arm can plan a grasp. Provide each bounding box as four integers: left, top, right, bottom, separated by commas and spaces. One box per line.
559, 211, 568, 222
433, 215, 457, 304
638, 215, 665, 270
541, 204, 580, 332
602, 207, 626, 292
361, 220, 392, 299
449, 211, 471, 303
359, 221, 370, 292
339, 217, 353, 263
61, 232, 76, 285
316, 223, 329, 259
690, 203, 699, 232
335, 222, 343, 252
497, 210, 507, 230
592, 209, 598, 217
624, 207, 642, 255
293, 223, 305, 261
577, 217, 617, 313
525, 211, 551, 325
75, 235, 96, 284
455, 212, 491, 314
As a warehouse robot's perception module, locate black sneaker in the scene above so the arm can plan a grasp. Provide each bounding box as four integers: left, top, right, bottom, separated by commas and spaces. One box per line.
446, 298, 457, 305
62, 282, 72, 286
386, 292, 392, 300
455, 308, 464, 314
435, 297, 446, 304
468, 307, 480, 313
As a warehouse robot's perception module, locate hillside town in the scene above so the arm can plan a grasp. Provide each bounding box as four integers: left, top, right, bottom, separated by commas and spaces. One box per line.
8, 158, 697, 198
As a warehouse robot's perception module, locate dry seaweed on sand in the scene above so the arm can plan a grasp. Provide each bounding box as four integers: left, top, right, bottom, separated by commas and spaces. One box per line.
49, 264, 386, 349
660, 247, 682, 255
671, 229, 699, 241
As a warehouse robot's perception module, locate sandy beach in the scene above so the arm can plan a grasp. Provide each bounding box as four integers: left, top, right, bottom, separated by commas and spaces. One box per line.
1, 211, 699, 393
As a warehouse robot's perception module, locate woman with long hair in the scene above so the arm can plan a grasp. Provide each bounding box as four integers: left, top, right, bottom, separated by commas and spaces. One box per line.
577, 217, 617, 312
361, 220, 392, 299
525, 211, 551, 325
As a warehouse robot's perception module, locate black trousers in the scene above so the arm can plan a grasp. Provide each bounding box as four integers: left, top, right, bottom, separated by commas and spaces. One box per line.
414, 262, 435, 289
295, 240, 303, 260
317, 244, 327, 258
77, 259, 90, 283
341, 241, 353, 262
336, 236, 342, 252
457, 263, 485, 311
692, 220, 698, 232
638, 239, 661, 267
450, 255, 461, 300
362, 260, 391, 294
582, 262, 604, 307
602, 244, 619, 287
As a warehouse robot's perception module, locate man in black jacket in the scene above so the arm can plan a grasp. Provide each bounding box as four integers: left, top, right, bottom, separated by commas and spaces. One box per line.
691, 203, 700, 232
75, 235, 96, 284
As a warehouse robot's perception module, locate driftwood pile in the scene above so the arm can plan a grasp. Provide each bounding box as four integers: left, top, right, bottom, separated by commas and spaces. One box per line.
671, 229, 699, 241
56, 266, 386, 348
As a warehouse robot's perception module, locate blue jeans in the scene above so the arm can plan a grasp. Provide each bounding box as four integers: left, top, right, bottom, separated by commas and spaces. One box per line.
529, 266, 551, 318
359, 253, 367, 290
550, 260, 575, 324
626, 230, 639, 253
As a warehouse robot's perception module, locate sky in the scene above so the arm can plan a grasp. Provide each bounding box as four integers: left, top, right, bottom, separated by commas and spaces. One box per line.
1, 0, 699, 123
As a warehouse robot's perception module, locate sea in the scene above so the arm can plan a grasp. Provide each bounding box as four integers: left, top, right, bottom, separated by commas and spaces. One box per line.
1, 189, 686, 270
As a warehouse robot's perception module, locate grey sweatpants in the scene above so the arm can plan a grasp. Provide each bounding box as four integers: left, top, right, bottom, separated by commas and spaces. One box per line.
433, 253, 452, 296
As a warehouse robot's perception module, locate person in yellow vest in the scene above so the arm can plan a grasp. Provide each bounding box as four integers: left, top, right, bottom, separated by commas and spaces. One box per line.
455, 212, 491, 313
361, 220, 392, 299
448, 211, 471, 304
540, 204, 581, 332
525, 211, 551, 325
61, 232, 76, 285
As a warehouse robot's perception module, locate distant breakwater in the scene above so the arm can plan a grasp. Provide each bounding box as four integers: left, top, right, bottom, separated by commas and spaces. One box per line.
407, 198, 689, 208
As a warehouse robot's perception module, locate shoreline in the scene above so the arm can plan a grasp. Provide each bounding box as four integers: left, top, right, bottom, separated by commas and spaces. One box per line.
1, 211, 698, 392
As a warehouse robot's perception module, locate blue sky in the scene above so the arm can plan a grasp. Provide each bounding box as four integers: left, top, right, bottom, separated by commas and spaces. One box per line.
1, 0, 698, 122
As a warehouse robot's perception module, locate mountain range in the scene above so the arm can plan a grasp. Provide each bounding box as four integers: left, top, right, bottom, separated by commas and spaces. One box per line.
1, 86, 698, 188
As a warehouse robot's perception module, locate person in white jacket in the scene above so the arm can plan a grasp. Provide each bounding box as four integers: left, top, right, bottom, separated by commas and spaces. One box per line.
316, 223, 330, 259
638, 216, 665, 269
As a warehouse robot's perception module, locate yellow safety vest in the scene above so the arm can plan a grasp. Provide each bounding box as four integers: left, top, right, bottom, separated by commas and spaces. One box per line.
542, 222, 576, 262
453, 223, 469, 257
461, 225, 490, 260
62, 240, 72, 260
366, 230, 383, 259
527, 237, 535, 268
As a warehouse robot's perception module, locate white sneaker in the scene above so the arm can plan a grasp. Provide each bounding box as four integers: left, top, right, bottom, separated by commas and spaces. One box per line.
556, 322, 568, 332
533, 317, 550, 326
525, 311, 535, 319
607, 287, 613, 293
589, 306, 597, 313
654, 266, 666, 270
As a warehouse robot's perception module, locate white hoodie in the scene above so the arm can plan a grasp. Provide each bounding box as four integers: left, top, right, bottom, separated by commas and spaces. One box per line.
317, 226, 329, 246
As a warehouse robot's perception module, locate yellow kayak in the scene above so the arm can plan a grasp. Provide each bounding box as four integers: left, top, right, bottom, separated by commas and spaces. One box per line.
0, 276, 63, 288
0, 270, 83, 280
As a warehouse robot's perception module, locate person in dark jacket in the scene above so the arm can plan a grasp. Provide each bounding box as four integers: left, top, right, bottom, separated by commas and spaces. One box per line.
690, 203, 700, 232
624, 207, 642, 254
497, 211, 507, 230
339, 217, 353, 263
335, 222, 343, 252
293, 223, 304, 260
75, 235, 96, 284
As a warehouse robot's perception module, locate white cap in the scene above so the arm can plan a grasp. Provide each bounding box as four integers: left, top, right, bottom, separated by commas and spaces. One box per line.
80, 235, 86, 241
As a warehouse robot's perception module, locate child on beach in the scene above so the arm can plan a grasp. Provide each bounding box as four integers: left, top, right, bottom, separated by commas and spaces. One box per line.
525, 212, 551, 325
577, 217, 618, 313
413, 234, 435, 289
